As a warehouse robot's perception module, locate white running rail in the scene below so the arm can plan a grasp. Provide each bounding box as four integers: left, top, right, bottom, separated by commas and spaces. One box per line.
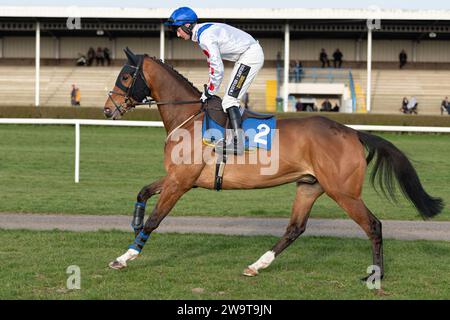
1, 118, 449, 183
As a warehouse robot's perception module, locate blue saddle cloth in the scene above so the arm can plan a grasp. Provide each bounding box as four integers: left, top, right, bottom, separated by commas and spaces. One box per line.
202, 112, 276, 151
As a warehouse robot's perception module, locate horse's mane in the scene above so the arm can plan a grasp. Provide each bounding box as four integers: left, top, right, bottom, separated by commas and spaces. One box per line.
147, 55, 201, 95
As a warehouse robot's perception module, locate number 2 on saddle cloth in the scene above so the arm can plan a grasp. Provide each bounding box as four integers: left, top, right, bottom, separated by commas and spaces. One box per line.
202, 110, 276, 152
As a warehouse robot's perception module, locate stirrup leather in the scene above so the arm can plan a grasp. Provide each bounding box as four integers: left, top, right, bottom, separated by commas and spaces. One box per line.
214, 106, 244, 155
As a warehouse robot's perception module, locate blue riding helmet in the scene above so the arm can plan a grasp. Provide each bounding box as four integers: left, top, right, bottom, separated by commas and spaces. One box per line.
165, 7, 198, 26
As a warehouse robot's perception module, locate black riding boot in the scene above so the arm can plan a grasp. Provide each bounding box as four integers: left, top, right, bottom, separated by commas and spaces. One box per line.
215, 106, 244, 155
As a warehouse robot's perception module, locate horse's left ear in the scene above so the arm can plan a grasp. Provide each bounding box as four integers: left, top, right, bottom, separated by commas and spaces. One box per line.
124, 47, 138, 66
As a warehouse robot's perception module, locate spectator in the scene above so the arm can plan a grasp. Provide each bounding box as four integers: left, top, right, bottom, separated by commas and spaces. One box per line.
319, 49, 330, 68
243, 92, 250, 109
276, 51, 282, 88
406, 96, 418, 114
87, 47, 95, 66
295, 99, 304, 112
289, 60, 296, 82
293, 60, 303, 82
289, 60, 303, 83
333, 49, 343, 68
400, 97, 409, 113
104, 47, 111, 66
320, 99, 332, 112
441, 96, 450, 115
71, 84, 81, 106
96, 47, 105, 66
332, 103, 340, 112
399, 49, 407, 69
276, 51, 282, 69
76, 53, 87, 66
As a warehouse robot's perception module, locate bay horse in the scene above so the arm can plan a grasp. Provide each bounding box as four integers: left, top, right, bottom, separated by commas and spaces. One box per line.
103, 48, 443, 281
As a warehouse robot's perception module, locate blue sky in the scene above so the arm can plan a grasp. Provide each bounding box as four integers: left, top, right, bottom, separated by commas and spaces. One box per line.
0, 0, 449, 10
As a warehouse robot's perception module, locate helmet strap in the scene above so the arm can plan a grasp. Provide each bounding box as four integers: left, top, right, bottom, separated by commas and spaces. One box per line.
181, 23, 196, 38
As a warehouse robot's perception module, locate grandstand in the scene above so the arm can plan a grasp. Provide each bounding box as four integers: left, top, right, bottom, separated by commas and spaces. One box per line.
1, 6, 450, 115
0, 65, 275, 110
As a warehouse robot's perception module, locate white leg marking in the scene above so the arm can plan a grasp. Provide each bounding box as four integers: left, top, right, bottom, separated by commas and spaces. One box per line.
248, 250, 276, 273
116, 248, 140, 266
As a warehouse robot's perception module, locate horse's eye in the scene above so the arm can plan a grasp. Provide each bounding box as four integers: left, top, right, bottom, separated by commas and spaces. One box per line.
122, 75, 129, 81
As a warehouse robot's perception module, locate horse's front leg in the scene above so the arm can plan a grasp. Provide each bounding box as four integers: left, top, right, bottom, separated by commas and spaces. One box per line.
109, 178, 191, 269
131, 177, 165, 237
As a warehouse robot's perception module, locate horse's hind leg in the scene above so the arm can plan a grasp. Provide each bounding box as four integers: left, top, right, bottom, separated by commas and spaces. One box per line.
331, 193, 384, 281
243, 182, 324, 276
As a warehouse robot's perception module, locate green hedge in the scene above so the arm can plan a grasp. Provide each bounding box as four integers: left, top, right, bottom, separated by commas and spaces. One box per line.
0, 106, 162, 121
1, 106, 450, 127
278, 112, 450, 127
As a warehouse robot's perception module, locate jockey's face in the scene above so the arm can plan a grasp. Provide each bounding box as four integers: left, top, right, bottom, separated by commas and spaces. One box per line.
176, 24, 191, 40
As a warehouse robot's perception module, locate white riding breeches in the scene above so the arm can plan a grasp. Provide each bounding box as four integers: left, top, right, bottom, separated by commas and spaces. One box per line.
222, 42, 264, 111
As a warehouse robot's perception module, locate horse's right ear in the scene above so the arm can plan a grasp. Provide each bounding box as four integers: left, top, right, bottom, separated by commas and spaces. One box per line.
124, 47, 138, 66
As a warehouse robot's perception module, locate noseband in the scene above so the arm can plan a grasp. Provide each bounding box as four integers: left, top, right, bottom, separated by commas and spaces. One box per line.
107, 56, 150, 116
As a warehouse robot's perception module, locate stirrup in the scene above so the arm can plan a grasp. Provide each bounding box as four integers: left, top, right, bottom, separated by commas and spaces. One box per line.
215, 137, 244, 155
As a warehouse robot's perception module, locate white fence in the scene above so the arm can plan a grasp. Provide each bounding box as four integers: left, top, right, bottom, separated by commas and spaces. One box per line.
1, 118, 449, 183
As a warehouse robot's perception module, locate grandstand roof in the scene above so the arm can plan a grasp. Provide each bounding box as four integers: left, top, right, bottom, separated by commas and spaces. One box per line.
1, 6, 450, 21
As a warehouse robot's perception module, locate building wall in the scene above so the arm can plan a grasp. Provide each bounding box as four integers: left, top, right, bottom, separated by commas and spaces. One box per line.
416, 40, 450, 62
115, 37, 160, 59
258, 38, 283, 60
59, 37, 112, 59
359, 40, 413, 62
2, 36, 450, 63
290, 39, 357, 61
3, 36, 54, 58
170, 39, 204, 59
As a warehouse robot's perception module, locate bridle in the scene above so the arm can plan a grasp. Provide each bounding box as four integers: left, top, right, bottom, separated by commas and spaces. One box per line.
107, 56, 203, 117
107, 55, 206, 141
107, 62, 146, 116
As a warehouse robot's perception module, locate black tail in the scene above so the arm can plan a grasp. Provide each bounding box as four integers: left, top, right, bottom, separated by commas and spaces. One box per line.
357, 131, 443, 219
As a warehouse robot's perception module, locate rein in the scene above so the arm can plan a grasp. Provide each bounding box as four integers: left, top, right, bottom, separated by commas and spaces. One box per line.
134, 99, 202, 107
165, 106, 205, 144
109, 55, 206, 144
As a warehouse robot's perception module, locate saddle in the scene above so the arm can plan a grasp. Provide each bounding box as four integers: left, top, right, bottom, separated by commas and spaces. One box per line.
203, 96, 275, 192
204, 96, 273, 129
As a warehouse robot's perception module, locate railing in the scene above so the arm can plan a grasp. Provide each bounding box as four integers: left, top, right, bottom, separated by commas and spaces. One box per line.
0, 119, 164, 183
1, 118, 449, 183
277, 66, 357, 112
277, 66, 353, 84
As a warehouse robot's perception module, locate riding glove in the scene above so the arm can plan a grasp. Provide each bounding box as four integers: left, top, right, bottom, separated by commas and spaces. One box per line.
200, 84, 213, 103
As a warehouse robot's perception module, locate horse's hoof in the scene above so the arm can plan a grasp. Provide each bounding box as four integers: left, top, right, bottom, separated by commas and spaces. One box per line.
109, 260, 127, 270
242, 267, 258, 277
374, 288, 391, 296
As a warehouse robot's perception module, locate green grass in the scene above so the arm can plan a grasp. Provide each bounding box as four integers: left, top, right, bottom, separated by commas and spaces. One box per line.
0, 229, 449, 300
0, 124, 449, 220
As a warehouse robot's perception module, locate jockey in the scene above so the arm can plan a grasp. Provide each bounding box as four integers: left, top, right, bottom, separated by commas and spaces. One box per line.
165, 7, 264, 155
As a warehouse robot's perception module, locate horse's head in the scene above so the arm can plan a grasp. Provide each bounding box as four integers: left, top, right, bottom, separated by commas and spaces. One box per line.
104, 47, 151, 120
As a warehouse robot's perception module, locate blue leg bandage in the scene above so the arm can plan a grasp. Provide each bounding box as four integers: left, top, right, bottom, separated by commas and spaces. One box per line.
129, 230, 150, 253
131, 202, 146, 233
